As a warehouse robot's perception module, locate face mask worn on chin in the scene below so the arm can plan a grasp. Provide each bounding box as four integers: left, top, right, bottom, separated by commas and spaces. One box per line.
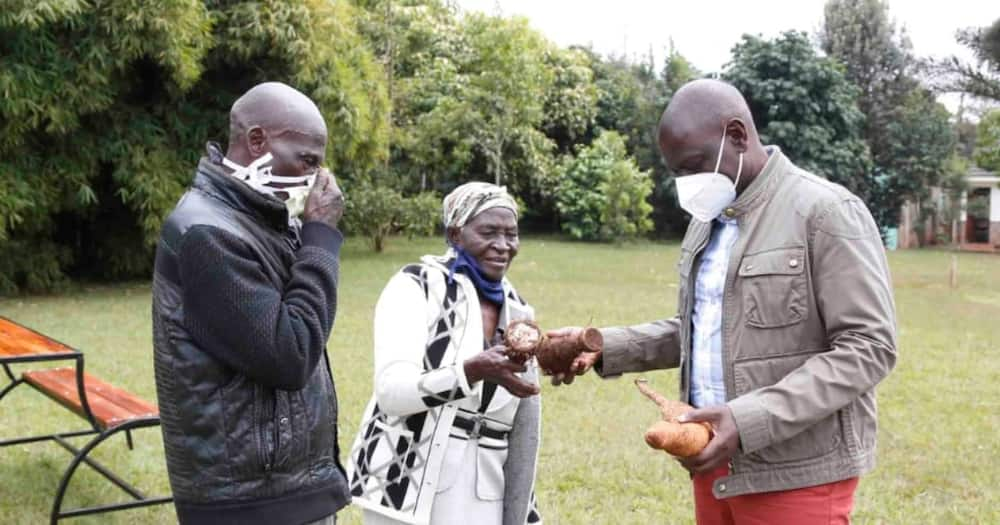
674, 133, 743, 222
222, 153, 317, 219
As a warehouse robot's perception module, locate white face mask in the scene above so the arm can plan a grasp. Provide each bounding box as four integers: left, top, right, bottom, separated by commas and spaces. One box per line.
674, 133, 743, 222
222, 153, 317, 219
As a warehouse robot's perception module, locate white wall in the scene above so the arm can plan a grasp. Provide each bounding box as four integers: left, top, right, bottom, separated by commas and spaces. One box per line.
992, 187, 1000, 222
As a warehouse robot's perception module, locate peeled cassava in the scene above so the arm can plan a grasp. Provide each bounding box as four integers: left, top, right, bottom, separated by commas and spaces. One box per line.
504, 320, 602, 375
635, 378, 711, 457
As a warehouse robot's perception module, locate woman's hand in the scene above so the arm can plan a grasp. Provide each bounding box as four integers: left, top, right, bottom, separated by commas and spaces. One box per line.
464, 346, 540, 398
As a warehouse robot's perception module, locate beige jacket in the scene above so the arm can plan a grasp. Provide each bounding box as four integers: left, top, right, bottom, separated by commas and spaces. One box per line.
598, 148, 897, 498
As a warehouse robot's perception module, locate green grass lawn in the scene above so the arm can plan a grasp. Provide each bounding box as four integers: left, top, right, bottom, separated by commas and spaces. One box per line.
1, 237, 998, 524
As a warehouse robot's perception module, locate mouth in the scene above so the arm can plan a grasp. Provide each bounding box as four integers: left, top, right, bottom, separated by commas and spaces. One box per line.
483, 258, 508, 270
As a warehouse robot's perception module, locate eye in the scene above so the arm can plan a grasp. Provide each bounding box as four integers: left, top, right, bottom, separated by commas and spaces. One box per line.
299, 154, 319, 168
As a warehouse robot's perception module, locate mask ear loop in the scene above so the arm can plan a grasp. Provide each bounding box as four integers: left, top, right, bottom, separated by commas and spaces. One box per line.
713, 133, 727, 174
222, 153, 274, 192
734, 152, 743, 189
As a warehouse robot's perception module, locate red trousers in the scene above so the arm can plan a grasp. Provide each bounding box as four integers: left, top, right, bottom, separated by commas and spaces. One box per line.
693, 465, 859, 525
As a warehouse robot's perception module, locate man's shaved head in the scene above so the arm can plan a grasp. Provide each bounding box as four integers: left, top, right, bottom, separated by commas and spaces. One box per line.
224, 82, 329, 189
659, 79, 756, 144
656, 79, 768, 193
229, 82, 327, 146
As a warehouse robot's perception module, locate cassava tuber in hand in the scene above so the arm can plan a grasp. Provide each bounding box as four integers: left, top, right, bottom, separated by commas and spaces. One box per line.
504, 320, 602, 375
635, 378, 712, 458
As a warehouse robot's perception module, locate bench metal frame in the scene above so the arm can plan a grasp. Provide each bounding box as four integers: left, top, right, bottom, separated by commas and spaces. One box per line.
0, 324, 172, 524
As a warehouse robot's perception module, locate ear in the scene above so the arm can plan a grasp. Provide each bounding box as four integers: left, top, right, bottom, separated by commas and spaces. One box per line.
446, 226, 462, 247
725, 118, 749, 153
246, 126, 268, 157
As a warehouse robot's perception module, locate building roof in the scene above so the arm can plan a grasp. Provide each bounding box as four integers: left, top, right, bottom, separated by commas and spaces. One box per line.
968, 166, 1000, 186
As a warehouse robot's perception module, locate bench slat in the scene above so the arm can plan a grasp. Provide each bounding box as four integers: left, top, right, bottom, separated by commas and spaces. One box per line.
0, 318, 78, 358
23, 367, 158, 429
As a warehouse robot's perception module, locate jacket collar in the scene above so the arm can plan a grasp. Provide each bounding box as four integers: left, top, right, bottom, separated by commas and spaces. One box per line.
193, 142, 290, 231
720, 145, 787, 220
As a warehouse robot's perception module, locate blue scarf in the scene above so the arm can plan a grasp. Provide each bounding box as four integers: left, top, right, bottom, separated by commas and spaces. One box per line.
448, 247, 506, 307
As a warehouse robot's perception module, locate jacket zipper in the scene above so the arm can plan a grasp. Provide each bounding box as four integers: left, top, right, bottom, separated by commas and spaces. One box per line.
258, 385, 273, 475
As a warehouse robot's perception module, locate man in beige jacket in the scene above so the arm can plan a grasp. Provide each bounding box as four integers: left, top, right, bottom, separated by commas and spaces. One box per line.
549, 79, 897, 524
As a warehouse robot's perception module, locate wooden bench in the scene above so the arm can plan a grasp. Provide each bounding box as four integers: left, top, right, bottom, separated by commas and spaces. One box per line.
24, 367, 159, 429
0, 317, 172, 523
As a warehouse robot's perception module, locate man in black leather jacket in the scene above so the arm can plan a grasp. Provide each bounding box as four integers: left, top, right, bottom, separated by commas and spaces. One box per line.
152, 82, 350, 525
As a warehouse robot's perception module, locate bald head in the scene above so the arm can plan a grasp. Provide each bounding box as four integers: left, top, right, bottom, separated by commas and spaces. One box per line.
224, 82, 329, 185
659, 79, 756, 144
229, 82, 327, 147
657, 79, 768, 191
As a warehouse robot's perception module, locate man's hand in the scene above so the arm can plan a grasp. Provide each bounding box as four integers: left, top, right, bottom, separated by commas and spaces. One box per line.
302, 169, 345, 229
544, 327, 602, 386
676, 405, 741, 475
464, 346, 540, 398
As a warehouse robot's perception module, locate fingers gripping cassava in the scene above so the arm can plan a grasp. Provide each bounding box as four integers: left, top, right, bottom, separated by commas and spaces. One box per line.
635, 378, 711, 457
504, 321, 602, 374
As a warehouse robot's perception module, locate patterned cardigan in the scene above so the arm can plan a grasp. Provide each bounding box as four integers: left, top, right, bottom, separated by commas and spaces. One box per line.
347, 253, 542, 525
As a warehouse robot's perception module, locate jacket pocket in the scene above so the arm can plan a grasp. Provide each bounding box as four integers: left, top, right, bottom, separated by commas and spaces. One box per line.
749, 412, 842, 464
734, 352, 841, 464
475, 441, 509, 500
739, 247, 808, 329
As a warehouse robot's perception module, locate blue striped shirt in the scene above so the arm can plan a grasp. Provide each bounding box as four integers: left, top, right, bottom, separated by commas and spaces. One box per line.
690, 215, 740, 408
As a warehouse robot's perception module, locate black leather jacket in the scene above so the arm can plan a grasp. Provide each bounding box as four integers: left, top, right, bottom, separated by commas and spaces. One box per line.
152, 147, 350, 524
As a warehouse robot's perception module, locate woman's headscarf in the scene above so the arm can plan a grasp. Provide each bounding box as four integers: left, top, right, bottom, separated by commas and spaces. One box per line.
442, 182, 518, 232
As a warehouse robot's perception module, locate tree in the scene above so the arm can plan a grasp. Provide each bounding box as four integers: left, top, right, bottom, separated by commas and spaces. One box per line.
0, 0, 389, 293
820, 0, 958, 229
973, 109, 1000, 172
582, 47, 693, 236
556, 131, 653, 242
724, 31, 874, 202
933, 17, 1000, 102
870, 89, 956, 228
425, 13, 552, 187
541, 47, 600, 153
341, 180, 438, 252
820, 0, 917, 172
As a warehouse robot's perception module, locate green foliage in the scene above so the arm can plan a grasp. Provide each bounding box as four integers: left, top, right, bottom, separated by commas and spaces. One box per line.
974, 109, 1000, 172
541, 47, 600, 152
724, 31, 874, 201
399, 191, 441, 239
930, 17, 1000, 102
342, 180, 439, 252
821, 0, 917, 163
870, 89, 956, 228
583, 47, 691, 237
556, 131, 653, 242
662, 40, 701, 94
0, 0, 389, 293
820, 0, 958, 229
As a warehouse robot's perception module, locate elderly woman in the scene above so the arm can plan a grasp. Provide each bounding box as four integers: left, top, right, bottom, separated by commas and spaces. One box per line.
347, 182, 543, 525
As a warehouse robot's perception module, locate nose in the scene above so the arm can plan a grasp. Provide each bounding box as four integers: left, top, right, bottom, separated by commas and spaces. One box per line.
493, 236, 510, 253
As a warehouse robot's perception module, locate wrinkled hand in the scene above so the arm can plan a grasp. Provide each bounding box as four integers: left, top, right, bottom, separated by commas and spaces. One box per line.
544, 327, 602, 386
302, 169, 345, 229
676, 405, 740, 475
464, 346, 540, 398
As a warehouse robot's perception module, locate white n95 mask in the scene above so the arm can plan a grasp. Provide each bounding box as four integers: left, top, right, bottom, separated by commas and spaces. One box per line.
675, 133, 743, 222
223, 153, 317, 219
